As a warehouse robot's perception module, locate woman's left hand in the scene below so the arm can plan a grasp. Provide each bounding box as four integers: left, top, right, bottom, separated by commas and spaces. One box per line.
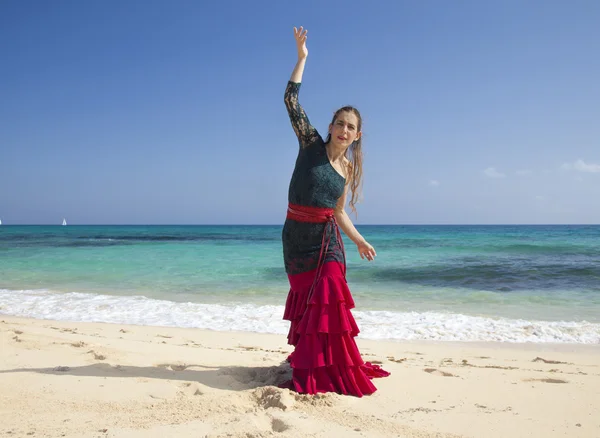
357, 240, 376, 261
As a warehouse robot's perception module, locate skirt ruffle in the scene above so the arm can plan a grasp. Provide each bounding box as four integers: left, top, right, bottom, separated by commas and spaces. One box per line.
283, 261, 390, 397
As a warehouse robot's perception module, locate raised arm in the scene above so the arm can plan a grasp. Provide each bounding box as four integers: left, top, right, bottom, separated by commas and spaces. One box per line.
290, 26, 308, 83
284, 27, 319, 149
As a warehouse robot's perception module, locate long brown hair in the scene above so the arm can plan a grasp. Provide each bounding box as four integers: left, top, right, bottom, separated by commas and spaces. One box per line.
325, 106, 364, 216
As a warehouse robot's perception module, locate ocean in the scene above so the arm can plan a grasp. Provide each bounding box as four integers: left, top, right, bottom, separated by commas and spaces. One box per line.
1, 225, 599, 344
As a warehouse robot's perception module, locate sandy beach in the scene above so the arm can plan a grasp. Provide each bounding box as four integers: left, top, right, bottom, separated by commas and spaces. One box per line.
1, 316, 598, 437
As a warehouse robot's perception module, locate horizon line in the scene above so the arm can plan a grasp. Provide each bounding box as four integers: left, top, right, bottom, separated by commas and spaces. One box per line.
1, 223, 599, 227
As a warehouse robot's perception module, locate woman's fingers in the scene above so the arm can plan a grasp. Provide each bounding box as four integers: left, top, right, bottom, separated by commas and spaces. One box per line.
359, 249, 375, 261
293, 26, 307, 40
357, 243, 376, 261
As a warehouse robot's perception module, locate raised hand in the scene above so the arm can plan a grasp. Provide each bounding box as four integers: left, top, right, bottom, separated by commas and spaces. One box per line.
293, 26, 308, 59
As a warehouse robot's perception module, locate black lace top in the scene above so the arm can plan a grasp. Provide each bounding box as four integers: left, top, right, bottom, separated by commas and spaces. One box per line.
282, 81, 346, 275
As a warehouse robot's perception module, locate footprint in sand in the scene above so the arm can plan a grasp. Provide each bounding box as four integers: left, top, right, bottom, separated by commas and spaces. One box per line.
271, 418, 290, 433
532, 357, 569, 365
294, 392, 336, 407
474, 404, 514, 414
252, 387, 295, 411
169, 364, 188, 371
482, 365, 519, 370
461, 359, 518, 370
157, 363, 188, 371
264, 348, 289, 355
53, 366, 71, 372
524, 378, 568, 384
87, 350, 107, 360
180, 382, 204, 396
398, 407, 441, 414
424, 368, 457, 377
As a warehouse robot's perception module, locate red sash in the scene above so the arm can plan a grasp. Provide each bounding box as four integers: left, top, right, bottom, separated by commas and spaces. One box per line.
286, 203, 347, 303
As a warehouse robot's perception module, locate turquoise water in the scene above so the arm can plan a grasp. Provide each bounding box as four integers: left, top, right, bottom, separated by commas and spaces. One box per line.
1, 225, 600, 343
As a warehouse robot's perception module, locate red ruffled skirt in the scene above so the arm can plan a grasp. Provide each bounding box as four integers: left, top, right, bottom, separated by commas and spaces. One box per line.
282, 261, 390, 397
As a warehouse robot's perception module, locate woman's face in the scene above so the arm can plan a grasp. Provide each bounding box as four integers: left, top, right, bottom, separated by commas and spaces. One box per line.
329, 111, 361, 149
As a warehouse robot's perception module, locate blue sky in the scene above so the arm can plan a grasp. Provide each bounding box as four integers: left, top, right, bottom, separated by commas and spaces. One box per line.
1, 0, 599, 225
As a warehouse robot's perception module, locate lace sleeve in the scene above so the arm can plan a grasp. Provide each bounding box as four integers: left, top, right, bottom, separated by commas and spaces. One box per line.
284, 81, 320, 149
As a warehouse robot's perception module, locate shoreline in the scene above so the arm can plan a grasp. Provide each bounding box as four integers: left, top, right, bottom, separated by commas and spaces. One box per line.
3, 288, 600, 344
2, 315, 599, 437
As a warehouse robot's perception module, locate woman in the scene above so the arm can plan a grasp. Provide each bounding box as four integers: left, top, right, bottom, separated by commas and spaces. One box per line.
282, 26, 390, 397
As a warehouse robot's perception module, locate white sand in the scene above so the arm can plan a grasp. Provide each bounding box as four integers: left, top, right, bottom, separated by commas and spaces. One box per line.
1, 316, 599, 437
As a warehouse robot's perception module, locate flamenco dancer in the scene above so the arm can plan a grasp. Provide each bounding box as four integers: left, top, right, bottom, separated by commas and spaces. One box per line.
281, 26, 390, 397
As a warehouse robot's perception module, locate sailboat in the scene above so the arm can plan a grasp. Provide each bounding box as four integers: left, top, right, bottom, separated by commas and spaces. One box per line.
0, 219, 2, 225
62, 218, 67, 226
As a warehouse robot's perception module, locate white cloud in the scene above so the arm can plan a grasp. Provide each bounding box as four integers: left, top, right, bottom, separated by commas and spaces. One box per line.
483, 167, 506, 178
561, 159, 600, 173
429, 180, 440, 186
516, 169, 533, 176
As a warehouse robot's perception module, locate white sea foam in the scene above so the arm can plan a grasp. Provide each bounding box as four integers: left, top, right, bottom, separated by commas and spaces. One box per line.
1, 288, 599, 344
